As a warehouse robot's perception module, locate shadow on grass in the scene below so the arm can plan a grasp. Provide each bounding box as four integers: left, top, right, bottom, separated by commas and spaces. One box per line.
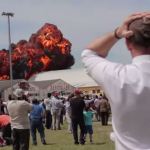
46, 143, 56, 145
94, 142, 107, 145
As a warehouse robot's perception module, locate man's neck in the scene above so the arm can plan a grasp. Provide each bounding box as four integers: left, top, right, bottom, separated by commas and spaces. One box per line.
131, 48, 150, 58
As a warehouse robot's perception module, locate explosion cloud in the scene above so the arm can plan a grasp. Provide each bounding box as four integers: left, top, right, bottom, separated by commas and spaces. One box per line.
0, 23, 75, 80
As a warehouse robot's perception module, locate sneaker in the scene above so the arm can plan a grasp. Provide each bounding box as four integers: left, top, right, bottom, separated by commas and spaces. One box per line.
74, 142, 79, 145
33, 143, 37, 146
42, 141, 46, 145
90, 140, 93, 144
80, 142, 85, 145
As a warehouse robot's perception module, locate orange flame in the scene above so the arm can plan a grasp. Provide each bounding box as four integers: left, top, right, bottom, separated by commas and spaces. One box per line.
0, 23, 74, 81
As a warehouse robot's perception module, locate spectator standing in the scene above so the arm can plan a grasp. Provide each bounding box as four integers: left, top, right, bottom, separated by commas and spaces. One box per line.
83, 106, 97, 144
70, 90, 85, 145
65, 94, 73, 133
7, 89, 34, 150
94, 95, 100, 121
82, 12, 150, 150
30, 98, 46, 145
99, 96, 109, 126
50, 94, 62, 130
44, 93, 52, 129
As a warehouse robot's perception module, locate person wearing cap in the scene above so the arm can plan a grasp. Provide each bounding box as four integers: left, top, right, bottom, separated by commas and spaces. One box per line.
82, 12, 150, 150
70, 90, 86, 145
50, 93, 62, 130
7, 88, 34, 150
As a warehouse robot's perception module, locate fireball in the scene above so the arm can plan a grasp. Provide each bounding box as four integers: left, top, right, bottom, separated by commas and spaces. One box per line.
0, 23, 75, 80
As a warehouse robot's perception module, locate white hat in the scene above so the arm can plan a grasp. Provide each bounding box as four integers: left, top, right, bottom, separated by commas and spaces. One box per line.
13, 89, 24, 98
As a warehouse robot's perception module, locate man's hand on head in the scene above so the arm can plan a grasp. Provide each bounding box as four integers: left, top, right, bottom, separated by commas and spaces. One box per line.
117, 12, 149, 38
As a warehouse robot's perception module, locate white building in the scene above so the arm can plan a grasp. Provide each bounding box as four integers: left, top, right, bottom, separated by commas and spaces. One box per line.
0, 79, 76, 101
29, 68, 99, 88
29, 69, 103, 94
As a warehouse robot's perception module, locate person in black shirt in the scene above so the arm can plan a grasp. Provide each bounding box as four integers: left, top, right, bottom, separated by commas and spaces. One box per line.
70, 90, 85, 145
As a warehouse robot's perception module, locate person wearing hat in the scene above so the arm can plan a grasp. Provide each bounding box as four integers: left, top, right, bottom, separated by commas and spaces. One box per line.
70, 90, 86, 145
82, 12, 150, 150
7, 89, 34, 150
50, 93, 62, 130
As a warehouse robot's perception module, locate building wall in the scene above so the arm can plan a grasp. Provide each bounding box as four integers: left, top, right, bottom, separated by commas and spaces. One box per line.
47, 79, 76, 95
2, 79, 76, 101
3, 81, 40, 101
78, 86, 103, 95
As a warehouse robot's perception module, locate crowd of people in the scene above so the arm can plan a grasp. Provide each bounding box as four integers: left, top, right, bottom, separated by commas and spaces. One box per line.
0, 88, 110, 149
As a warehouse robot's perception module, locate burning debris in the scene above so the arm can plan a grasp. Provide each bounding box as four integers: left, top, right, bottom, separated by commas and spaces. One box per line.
0, 23, 75, 80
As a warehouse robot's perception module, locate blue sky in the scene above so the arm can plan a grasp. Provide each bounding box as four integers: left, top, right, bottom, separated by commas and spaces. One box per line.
0, 0, 150, 69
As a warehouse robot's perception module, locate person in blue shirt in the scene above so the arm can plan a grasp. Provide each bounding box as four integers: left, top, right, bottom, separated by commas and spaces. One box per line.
83, 105, 97, 144
30, 98, 46, 145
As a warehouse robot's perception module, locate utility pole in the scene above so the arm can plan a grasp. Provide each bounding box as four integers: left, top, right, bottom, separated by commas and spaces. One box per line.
2, 12, 14, 95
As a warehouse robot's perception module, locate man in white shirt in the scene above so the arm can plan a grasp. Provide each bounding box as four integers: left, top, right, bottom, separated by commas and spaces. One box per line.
81, 12, 150, 150
50, 94, 62, 130
44, 93, 52, 129
7, 89, 34, 150
94, 95, 100, 121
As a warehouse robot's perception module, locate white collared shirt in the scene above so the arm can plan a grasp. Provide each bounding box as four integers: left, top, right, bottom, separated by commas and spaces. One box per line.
94, 98, 100, 108
44, 98, 51, 110
82, 49, 150, 150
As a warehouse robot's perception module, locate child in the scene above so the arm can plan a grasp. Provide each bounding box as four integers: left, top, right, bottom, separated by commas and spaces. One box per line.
83, 105, 97, 144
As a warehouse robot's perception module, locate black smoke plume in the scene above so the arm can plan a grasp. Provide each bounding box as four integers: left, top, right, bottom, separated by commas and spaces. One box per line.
0, 23, 75, 80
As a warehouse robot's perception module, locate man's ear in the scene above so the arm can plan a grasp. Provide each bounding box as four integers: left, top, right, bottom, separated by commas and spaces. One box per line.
125, 38, 132, 51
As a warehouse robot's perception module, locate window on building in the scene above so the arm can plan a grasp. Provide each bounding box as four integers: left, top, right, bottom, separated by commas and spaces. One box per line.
93, 90, 95, 94
97, 90, 100, 93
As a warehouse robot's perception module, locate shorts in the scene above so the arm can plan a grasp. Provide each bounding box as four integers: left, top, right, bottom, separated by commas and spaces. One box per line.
85, 125, 93, 135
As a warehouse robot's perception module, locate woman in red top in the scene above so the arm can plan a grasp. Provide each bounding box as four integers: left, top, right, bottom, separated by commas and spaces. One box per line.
0, 115, 12, 145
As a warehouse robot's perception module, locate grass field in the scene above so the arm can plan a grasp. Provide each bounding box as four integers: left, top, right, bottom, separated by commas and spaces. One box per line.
2, 121, 115, 150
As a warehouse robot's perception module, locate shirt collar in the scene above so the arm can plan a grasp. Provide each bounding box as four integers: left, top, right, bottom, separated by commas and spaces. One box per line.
132, 55, 150, 63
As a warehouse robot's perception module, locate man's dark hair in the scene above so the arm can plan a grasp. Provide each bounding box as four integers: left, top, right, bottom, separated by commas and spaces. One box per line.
32, 98, 38, 104
47, 93, 51, 98
128, 18, 150, 48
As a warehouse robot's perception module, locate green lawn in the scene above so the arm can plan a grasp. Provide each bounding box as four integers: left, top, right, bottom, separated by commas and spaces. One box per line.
2, 121, 115, 150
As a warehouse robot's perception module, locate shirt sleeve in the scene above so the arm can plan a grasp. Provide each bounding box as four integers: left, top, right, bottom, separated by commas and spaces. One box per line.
81, 49, 125, 88
23, 101, 33, 111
